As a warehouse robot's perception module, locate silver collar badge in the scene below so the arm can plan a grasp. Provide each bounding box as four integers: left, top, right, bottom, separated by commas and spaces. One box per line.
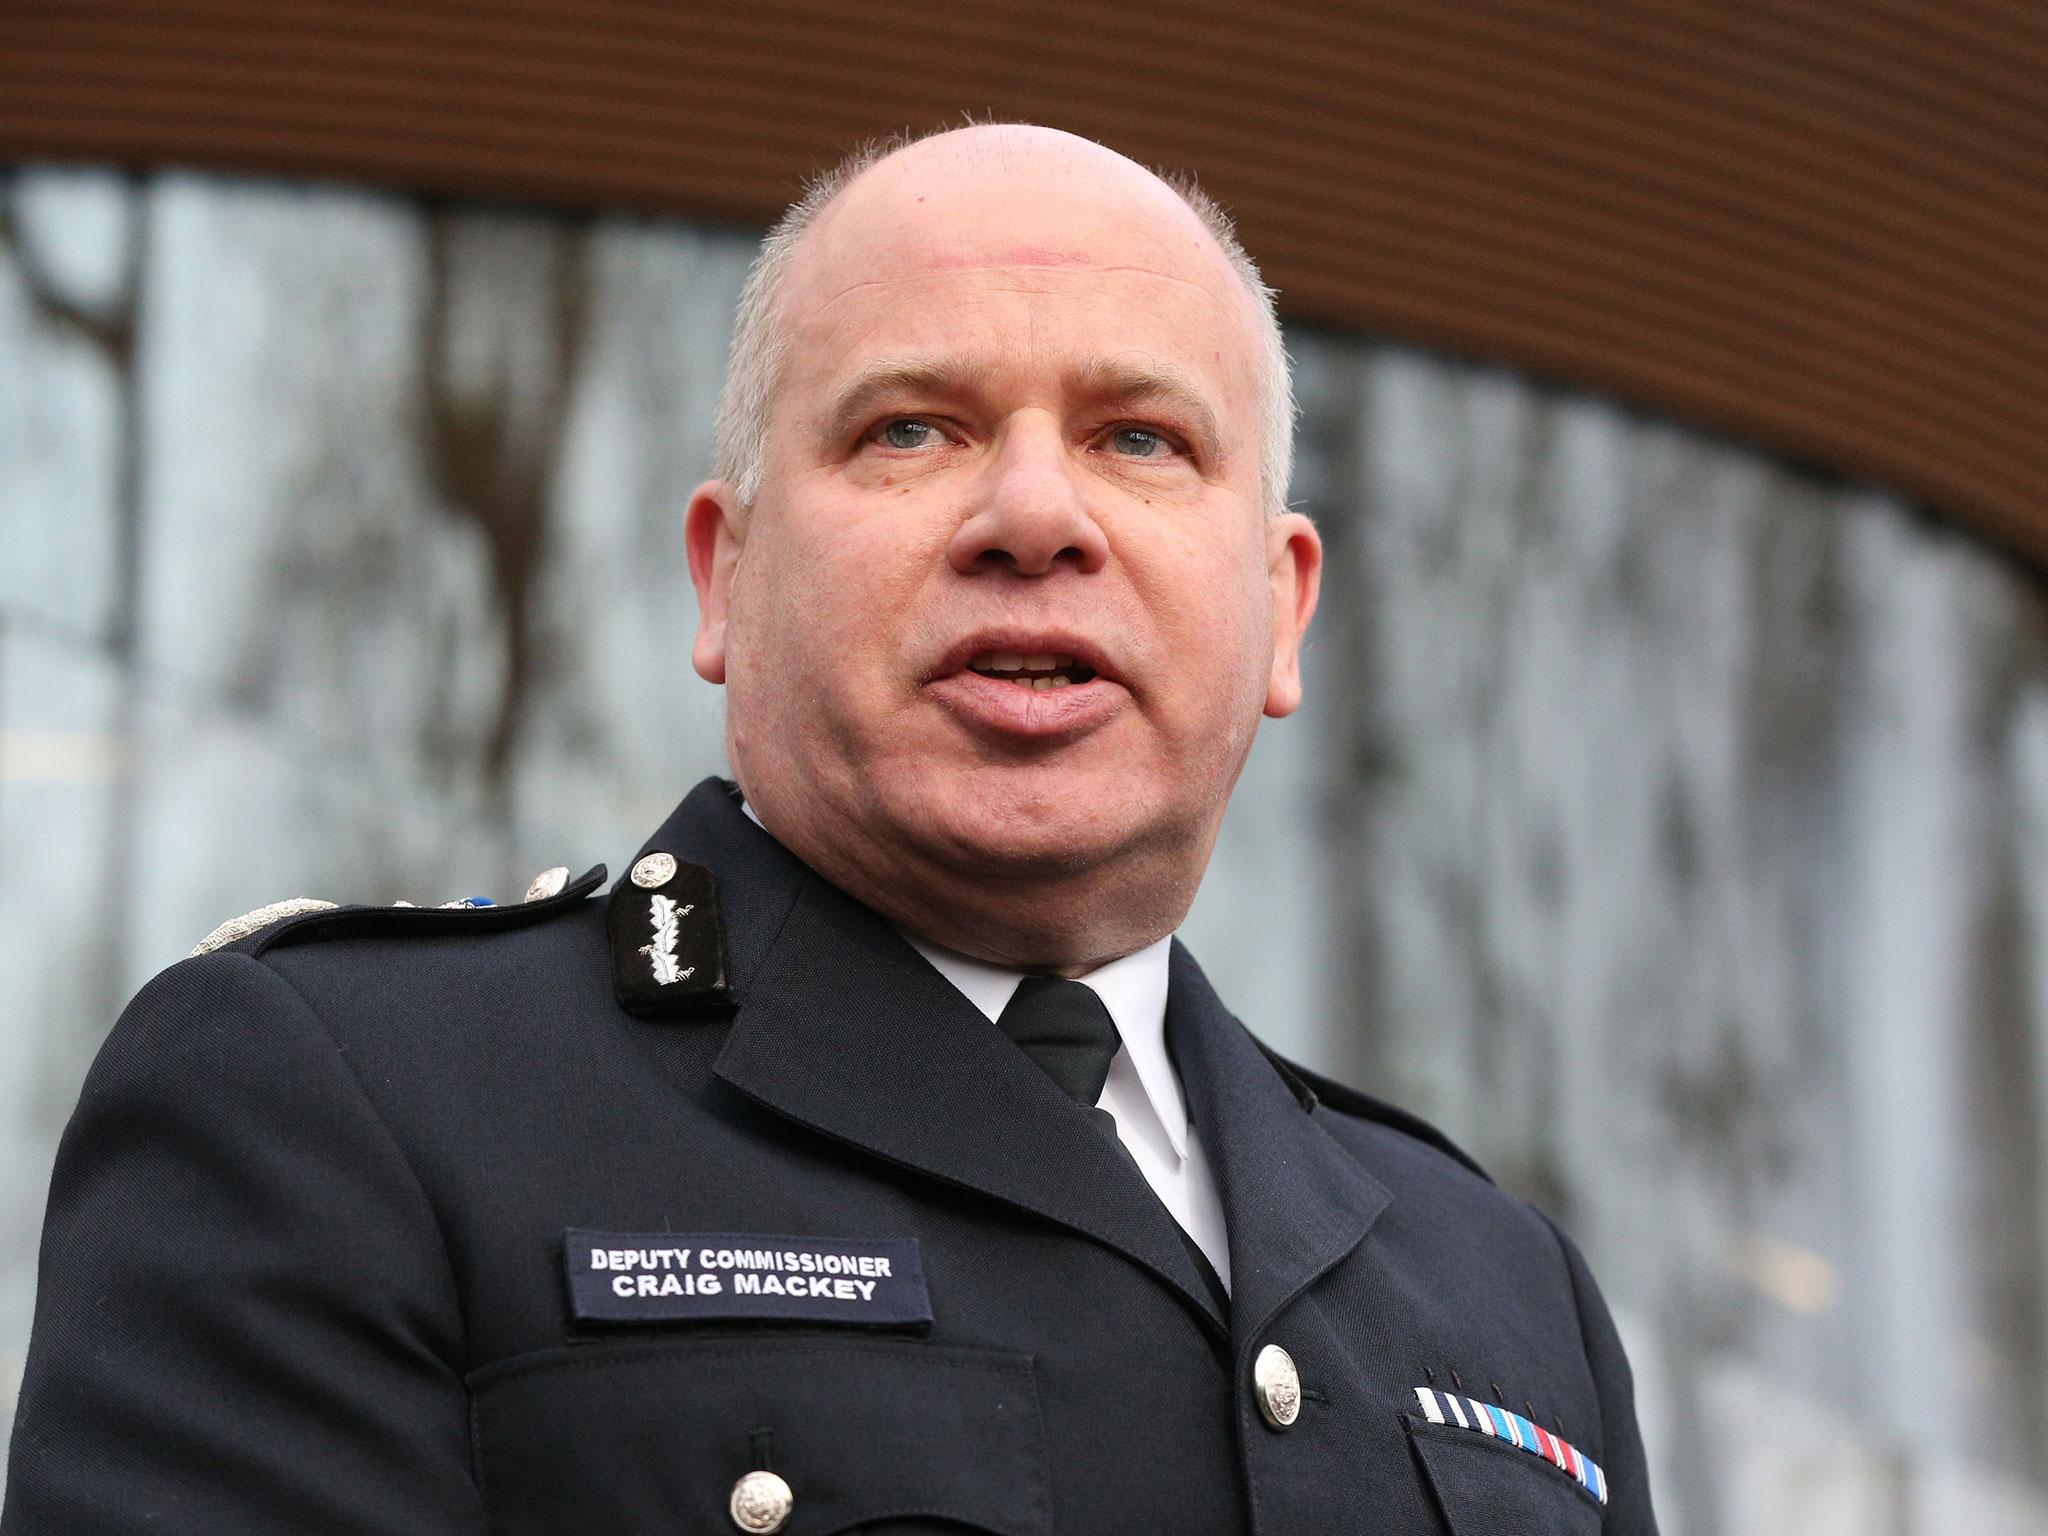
642, 894, 696, 985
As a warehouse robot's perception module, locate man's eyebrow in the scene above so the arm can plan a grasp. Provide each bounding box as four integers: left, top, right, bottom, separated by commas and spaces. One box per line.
821, 359, 976, 444
1072, 360, 1223, 451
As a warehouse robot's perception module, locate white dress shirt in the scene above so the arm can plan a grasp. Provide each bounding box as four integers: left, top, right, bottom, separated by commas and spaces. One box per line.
906, 935, 1232, 1290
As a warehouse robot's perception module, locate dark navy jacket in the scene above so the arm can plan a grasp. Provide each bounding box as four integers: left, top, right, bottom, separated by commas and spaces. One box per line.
4, 778, 1656, 1534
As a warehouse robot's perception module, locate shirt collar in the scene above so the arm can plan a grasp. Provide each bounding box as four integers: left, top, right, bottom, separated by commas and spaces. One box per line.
739, 798, 1188, 1159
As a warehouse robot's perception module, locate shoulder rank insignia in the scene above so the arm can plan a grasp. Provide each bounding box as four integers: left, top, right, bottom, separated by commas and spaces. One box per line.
608, 850, 733, 1018
191, 898, 339, 956
189, 865, 605, 958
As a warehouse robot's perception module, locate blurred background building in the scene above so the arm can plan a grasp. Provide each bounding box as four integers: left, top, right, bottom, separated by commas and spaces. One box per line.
3, 3, 2046, 1530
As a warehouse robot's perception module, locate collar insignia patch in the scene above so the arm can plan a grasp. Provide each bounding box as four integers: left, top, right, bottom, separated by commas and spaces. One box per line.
1412, 1386, 1607, 1505
564, 1230, 932, 1329
607, 853, 732, 1018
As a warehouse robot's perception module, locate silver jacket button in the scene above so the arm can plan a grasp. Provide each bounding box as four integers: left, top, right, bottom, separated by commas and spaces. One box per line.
1253, 1343, 1302, 1429
631, 851, 678, 889
729, 1469, 793, 1533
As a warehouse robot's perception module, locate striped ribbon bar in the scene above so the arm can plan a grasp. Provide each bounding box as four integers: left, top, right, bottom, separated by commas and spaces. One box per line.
1411, 1386, 1607, 1505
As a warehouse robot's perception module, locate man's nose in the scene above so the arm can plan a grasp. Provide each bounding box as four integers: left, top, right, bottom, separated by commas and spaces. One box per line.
946, 417, 1110, 577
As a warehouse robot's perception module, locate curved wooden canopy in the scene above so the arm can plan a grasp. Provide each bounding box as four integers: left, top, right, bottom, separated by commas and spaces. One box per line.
5, 0, 2044, 565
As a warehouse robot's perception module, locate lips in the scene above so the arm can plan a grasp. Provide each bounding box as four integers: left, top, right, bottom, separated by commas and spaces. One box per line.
925, 633, 1127, 742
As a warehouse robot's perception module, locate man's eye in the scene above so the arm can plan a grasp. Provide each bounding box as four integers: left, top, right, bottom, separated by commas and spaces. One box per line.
1108, 427, 1172, 459
876, 418, 942, 451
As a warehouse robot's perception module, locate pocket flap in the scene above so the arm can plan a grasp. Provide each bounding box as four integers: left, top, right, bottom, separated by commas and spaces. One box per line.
471, 1337, 1050, 1535
1408, 1417, 1604, 1535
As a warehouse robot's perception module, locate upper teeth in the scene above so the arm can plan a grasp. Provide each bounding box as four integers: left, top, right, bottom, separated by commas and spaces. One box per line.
967, 651, 1093, 689
976, 652, 1066, 672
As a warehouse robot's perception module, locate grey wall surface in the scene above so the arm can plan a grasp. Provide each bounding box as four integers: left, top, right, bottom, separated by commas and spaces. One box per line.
4, 166, 2047, 1534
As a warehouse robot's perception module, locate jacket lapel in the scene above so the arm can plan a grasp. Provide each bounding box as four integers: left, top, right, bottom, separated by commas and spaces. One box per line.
650, 782, 1229, 1336
1166, 941, 1393, 1350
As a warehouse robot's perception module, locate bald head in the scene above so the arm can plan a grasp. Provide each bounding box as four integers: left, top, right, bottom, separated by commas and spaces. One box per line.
711, 124, 1293, 514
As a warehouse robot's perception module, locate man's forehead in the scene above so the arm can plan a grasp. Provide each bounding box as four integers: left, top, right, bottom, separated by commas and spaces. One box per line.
922, 242, 1097, 270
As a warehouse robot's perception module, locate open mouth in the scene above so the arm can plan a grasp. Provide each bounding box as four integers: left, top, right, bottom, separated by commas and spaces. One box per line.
965, 651, 1101, 691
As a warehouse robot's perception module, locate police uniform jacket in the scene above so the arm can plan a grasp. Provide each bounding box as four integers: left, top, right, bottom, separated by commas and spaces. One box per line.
4, 777, 1657, 1534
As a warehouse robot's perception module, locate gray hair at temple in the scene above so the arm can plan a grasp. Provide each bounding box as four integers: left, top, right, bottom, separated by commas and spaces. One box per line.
710, 132, 1297, 517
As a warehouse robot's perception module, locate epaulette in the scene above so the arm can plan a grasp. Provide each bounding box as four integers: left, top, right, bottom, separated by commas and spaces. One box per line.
190, 865, 607, 959
1264, 1046, 1493, 1184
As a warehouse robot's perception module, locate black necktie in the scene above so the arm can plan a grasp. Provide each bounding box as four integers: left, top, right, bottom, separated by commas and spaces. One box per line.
994, 976, 1230, 1315
995, 976, 1123, 1121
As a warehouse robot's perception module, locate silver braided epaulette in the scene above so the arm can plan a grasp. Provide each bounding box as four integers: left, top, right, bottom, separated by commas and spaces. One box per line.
186, 865, 583, 958
190, 898, 340, 956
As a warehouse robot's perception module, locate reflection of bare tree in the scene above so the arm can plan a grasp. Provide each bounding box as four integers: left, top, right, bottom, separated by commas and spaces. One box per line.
0, 171, 146, 655
419, 206, 588, 802
0, 169, 147, 1026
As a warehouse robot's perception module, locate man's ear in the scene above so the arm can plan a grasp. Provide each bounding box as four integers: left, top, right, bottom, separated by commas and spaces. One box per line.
685, 480, 746, 685
1263, 511, 1322, 719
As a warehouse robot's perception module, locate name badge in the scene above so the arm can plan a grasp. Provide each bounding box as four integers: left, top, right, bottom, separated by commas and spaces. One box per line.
564, 1229, 933, 1328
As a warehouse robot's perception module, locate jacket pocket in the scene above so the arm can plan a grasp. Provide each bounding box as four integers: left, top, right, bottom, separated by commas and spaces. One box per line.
1407, 1417, 1604, 1535
469, 1336, 1050, 1535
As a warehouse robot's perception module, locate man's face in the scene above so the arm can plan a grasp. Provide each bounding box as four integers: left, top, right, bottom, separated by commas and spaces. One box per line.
690, 132, 1319, 953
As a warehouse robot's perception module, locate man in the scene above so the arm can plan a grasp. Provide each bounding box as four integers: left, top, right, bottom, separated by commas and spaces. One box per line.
5, 125, 1655, 1533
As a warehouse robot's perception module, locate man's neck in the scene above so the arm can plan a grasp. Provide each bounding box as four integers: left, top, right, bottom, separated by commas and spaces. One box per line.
737, 794, 1181, 975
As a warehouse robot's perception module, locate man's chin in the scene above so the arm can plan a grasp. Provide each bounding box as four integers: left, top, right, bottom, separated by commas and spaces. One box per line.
915, 812, 1121, 881
901, 775, 1156, 880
